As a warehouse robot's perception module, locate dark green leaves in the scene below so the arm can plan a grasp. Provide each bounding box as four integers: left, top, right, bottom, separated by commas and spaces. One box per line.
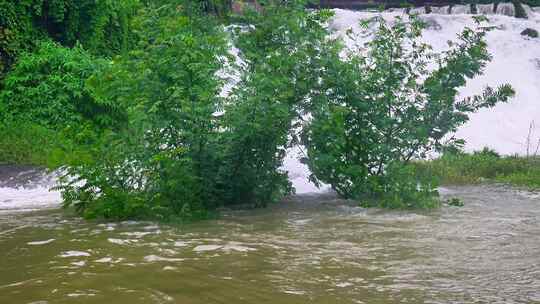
304, 15, 514, 208
0, 41, 122, 129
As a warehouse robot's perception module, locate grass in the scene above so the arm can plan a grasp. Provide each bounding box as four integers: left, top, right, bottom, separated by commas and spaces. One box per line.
0, 120, 59, 166
412, 148, 540, 190
0, 119, 94, 169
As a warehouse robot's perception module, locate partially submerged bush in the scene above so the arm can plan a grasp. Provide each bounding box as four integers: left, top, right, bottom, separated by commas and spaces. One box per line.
57, 6, 230, 220
56, 2, 334, 220
219, 4, 334, 207
19, 4, 517, 218
358, 163, 440, 209
303, 16, 514, 208
446, 198, 464, 207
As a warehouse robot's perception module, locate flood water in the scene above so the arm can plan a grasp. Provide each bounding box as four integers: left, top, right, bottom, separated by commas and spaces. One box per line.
1, 166, 540, 303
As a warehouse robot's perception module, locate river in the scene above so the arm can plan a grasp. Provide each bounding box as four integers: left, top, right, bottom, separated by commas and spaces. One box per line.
1, 166, 540, 303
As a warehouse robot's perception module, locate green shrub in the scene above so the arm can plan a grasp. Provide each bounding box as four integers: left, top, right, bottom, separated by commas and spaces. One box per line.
0, 41, 124, 129
446, 198, 464, 207
359, 164, 440, 209
0, 41, 125, 167
55, 2, 336, 220
0, 0, 140, 80
0, 1, 45, 79
0, 118, 101, 168
303, 16, 514, 209
56, 5, 229, 220
0, 120, 61, 166
219, 4, 334, 207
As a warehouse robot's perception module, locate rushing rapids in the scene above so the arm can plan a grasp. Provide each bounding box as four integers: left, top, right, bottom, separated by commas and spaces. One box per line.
1, 184, 540, 303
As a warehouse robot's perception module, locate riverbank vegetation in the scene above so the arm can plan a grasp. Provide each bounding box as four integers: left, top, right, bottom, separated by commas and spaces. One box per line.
0, 0, 516, 219
413, 148, 540, 189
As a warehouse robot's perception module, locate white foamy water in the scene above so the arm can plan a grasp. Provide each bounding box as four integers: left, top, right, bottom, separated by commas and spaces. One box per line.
283, 146, 332, 194
193, 244, 222, 252
27, 239, 55, 246
59, 251, 91, 258
0, 169, 62, 212
0, 186, 61, 211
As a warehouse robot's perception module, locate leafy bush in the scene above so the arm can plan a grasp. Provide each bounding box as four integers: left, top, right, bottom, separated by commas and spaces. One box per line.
446, 198, 464, 207
303, 16, 515, 208
358, 163, 440, 209
0, 119, 63, 166
0, 1, 45, 79
218, 4, 335, 207
0, 41, 124, 129
55, 2, 336, 220
56, 4, 231, 220
0, 118, 100, 168
0, 41, 125, 167
0, 0, 140, 80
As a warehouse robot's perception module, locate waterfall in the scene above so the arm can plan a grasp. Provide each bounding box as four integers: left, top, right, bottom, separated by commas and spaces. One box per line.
431, 6, 450, 14
451, 4, 471, 14
496, 2, 515, 16
0, 167, 61, 212
477, 4, 495, 14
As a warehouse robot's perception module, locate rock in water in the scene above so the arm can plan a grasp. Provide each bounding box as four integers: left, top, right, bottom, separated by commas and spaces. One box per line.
521, 28, 539, 38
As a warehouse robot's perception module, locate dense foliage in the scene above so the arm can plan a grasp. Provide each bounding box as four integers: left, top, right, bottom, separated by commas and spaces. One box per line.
303, 16, 514, 208
0, 121, 64, 166
0, 41, 125, 167
0, 1, 519, 219
0, 41, 123, 128
0, 0, 141, 166
55, 2, 335, 219
56, 5, 229, 219
218, 4, 335, 207
0, 0, 140, 80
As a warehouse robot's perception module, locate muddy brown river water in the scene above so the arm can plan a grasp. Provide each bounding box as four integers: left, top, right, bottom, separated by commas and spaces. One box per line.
1, 175, 540, 303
